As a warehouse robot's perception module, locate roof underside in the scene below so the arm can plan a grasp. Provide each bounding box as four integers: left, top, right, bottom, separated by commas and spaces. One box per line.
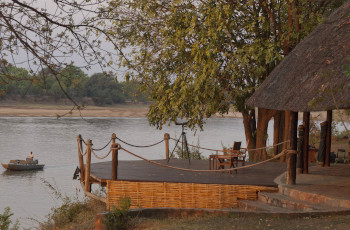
246, 1, 350, 112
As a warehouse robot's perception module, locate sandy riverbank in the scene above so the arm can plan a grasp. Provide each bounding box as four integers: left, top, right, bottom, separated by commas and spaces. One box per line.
0, 103, 243, 118
0, 103, 348, 121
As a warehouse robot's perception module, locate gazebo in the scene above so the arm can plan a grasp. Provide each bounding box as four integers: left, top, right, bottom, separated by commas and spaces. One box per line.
247, 1, 350, 184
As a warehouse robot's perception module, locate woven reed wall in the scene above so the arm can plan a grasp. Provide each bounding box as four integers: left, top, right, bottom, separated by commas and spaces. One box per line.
107, 180, 278, 210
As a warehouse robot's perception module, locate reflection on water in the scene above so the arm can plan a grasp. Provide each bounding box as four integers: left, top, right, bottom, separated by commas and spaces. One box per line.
0, 116, 272, 227
2, 170, 42, 178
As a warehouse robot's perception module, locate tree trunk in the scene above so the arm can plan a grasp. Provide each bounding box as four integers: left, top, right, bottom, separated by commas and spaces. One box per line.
256, 108, 277, 161
242, 109, 257, 161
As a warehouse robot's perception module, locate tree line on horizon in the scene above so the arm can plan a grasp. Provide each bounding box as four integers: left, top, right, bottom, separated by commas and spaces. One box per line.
0, 65, 148, 106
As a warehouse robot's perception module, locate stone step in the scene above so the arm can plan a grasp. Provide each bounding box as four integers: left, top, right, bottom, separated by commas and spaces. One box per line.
279, 185, 350, 209
237, 199, 297, 213
258, 192, 333, 212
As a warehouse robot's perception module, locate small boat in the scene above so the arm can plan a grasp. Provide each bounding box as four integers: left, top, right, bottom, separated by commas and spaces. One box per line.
1, 158, 44, 171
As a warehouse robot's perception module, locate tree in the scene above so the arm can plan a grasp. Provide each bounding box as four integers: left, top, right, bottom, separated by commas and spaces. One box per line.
86, 72, 125, 105
107, 0, 345, 160
0, 0, 128, 110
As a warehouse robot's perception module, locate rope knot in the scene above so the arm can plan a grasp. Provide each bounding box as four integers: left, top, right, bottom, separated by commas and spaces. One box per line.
112, 143, 122, 150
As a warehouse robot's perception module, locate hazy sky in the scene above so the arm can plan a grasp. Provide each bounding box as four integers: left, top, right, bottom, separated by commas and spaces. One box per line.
10, 0, 126, 79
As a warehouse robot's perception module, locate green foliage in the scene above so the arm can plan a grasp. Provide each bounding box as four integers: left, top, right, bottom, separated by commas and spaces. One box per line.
0, 65, 149, 105
104, 196, 131, 230
0, 207, 19, 230
39, 179, 106, 229
108, 0, 344, 130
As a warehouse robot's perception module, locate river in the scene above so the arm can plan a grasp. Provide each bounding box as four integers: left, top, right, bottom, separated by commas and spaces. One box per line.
0, 117, 274, 227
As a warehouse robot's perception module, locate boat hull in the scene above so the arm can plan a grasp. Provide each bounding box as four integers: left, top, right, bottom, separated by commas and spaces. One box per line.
1, 163, 44, 171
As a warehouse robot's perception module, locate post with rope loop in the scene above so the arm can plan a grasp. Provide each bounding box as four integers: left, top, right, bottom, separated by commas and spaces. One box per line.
164, 133, 170, 160
77, 134, 85, 184
85, 139, 92, 192
112, 143, 119, 180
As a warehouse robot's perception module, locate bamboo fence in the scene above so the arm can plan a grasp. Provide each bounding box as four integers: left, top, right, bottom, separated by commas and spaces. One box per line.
107, 180, 278, 210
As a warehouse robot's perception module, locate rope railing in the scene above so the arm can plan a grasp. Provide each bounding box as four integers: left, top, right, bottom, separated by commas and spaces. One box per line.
169, 137, 290, 153
92, 138, 112, 151
91, 148, 113, 160
79, 137, 112, 152
77, 132, 296, 195
78, 140, 88, 156
116, 145, 291, 173
115, 136, 164, 148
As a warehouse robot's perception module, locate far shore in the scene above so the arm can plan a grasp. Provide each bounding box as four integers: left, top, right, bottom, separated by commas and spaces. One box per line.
0, 103, 348, 122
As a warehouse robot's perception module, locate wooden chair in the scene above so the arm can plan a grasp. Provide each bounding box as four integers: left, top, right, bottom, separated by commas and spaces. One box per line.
335, 149, 348, 163
216, 141, 246, 173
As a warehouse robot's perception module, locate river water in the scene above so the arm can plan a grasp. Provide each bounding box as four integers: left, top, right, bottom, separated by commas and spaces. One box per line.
0, 116, 274, 227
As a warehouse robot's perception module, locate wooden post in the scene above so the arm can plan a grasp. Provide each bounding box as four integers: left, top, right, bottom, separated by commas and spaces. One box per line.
286, 111, 297, 185
164, 133, 170, 160
85, 139, 92, 192
77, 135, 85, 183
325, 110, 332, 167
348, 139, 350, 164
112, 133, 116, 144
296, 125, 304, 174
273, 111, 281, 155
303, 112, 310, 174
317, 121, 328, 166
112, 143, 118, 180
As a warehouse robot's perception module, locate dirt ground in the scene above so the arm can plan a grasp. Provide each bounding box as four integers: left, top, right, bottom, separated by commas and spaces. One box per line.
129, 213, 350, 230
0, 102, 348, 121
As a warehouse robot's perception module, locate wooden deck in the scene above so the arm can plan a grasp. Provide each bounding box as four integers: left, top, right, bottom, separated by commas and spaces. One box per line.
90, 159, 287, 187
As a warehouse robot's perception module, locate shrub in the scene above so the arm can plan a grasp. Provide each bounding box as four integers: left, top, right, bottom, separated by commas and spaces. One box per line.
104, 196, 131, 230
0, 207, 19, 230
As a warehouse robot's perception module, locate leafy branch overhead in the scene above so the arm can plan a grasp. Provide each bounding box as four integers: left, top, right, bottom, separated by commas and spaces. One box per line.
106, 0, 345, 129
0, 0, 345, 129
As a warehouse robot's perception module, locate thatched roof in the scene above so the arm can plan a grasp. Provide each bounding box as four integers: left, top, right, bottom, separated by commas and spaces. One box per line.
246, 1, 350, 112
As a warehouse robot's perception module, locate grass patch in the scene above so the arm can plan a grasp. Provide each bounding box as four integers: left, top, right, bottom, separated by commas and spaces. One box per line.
37, 179, 107, 230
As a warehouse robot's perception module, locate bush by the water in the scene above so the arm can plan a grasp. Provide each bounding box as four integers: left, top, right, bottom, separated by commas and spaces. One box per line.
38, 196, 106, 230
0, 207, 18, 230
104, 196, 131, 230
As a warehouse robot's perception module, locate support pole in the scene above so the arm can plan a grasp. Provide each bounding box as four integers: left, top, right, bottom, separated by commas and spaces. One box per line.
164, 133, 170, 160
296, 125, 304, 174
303, 112, 310, 174
112, 143, 119, 180
77, 135, 85, 183
325, 110, 332, 167
286, 111, 298, 185
85, 139, 92, 192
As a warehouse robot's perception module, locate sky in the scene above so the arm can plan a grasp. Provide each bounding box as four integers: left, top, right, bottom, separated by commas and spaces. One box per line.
7, 0, 127, 79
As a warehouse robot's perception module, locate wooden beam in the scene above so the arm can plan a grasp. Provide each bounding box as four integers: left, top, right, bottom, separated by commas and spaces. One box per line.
85, 139, 92, 192
303, 112, 310, 174
77, 134, 85, 183
164, 133, 170, 160
325, 110, 332, 167
112, 143, 119, 180
296, 125, 304, 174
286, 111, 297, 185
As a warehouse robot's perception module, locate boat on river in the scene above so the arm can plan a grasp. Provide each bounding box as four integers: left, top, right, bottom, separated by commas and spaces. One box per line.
1, 158, 44, 171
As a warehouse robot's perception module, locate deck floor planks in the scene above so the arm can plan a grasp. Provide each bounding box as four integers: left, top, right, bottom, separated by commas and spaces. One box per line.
90, 159, 287, 187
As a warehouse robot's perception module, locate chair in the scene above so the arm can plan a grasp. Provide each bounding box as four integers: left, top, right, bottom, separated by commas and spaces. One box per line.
216, 141, 246, 173
335, 149, 348, 163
